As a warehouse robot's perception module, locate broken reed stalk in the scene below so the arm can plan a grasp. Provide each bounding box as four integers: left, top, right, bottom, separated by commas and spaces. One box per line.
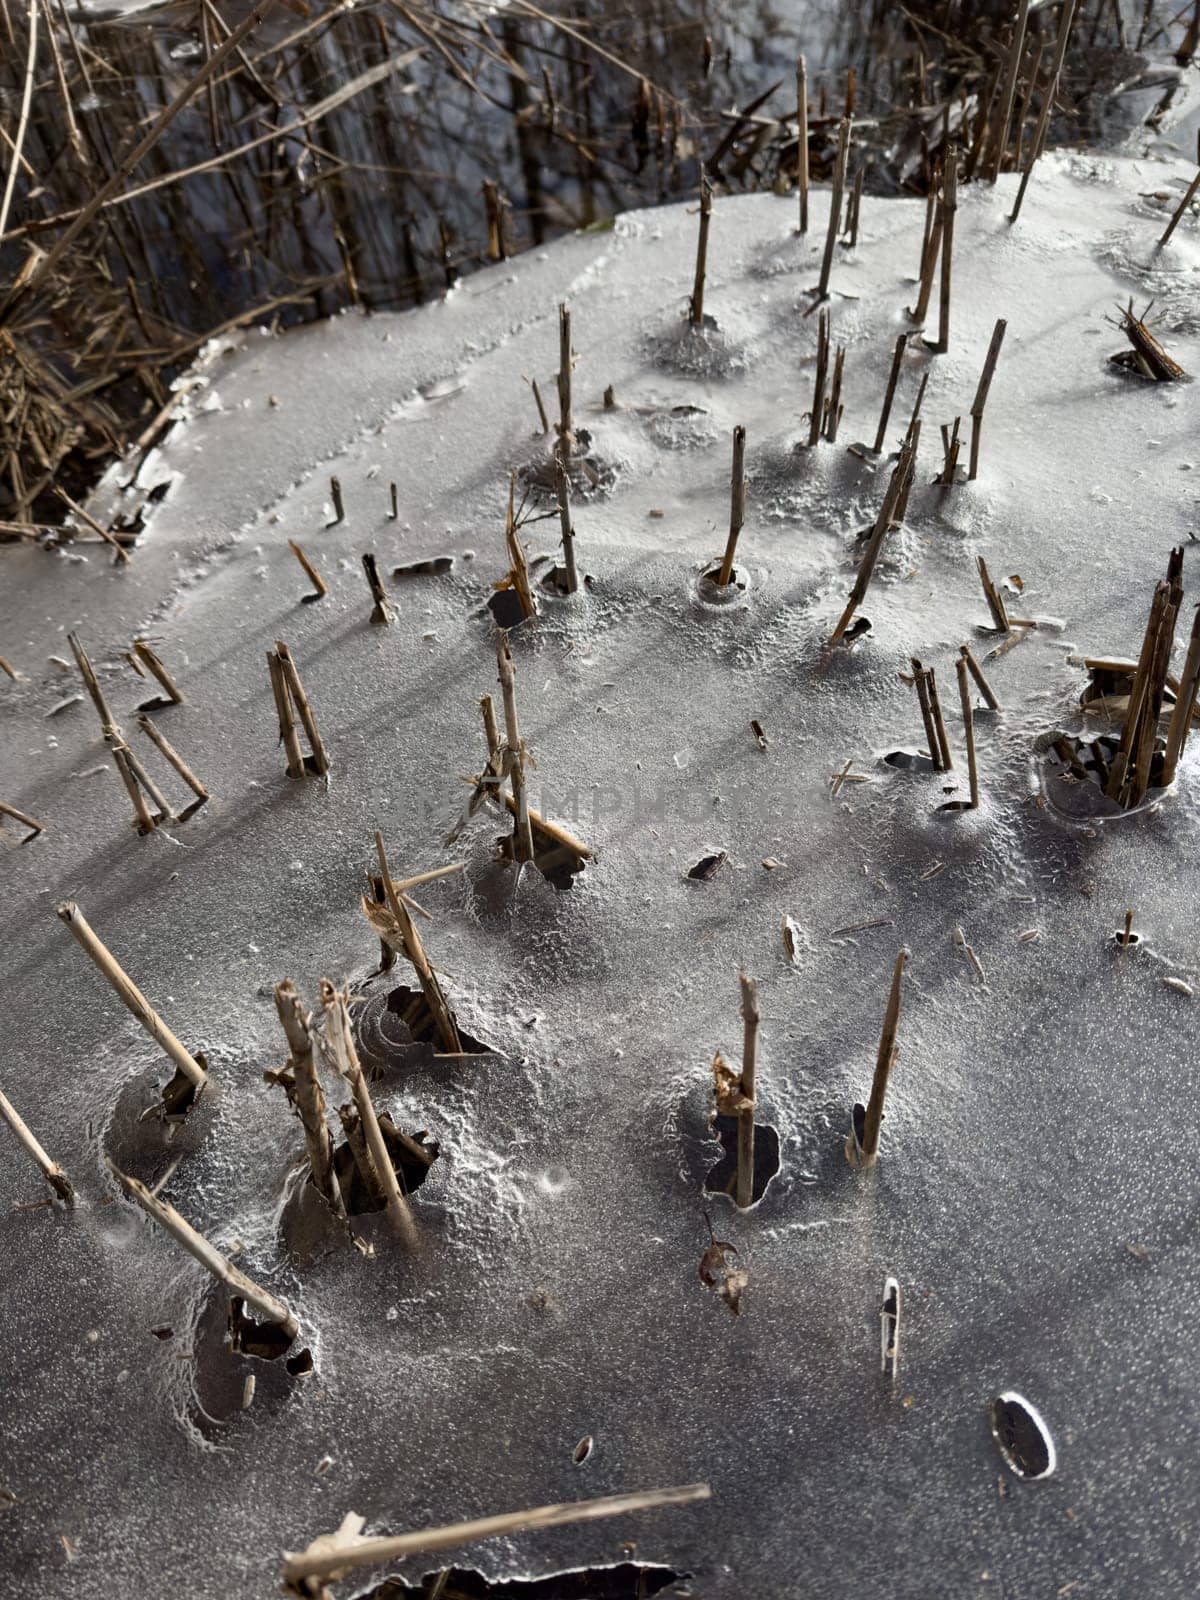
554, 460, 580, 594
53, 487, 130, 564
0, 798, 44, 840
824, 346, 845, 442
131, 639, 183, 703
0, 1085, 75, 1205
362, 552, 394, 625
1010, 0, 1081, 223
483, 178, 507, 261
321, 980, 417, 1246
735, 972, 759, 1209
274, 980, 341, 1213
956, 655, 980, 808
912, 187, 943, 325
481, 692, 502, 762
817, 117, 851, 301
288, 540, 327, 601
873, 334, 907, 454
977, 556, 1011, 632
502, 472, 538, 621
496, 631, 535, 865
911, 658, 941, 767
959, 644, 1001, 711
846, 162, 865, 248
808, 306, 830, 448
932, 148, 958, 354
689, 167, 713, 328
893, 420, 921, 522
107, 1160, 298, 1338
969, 319, 1008, 480
796, 54, 810, 233
528, 376, 550, 434
828, 438, 916, 646
1122, 908, 1135, 948
373, 831, 462, 1053
2, 1, 275, 321
267, 648, 306, 778
328, 476, 345, 526
281, 1484, 713, 1591
849, 949, 908, 1168
112, 742, 162, 832
556, 302, 573, 458
1162, 604, 1200, 783
985, 0, 1032, 182
274, 642, 330, 776
135, 716, 209, 802
1108, 554, 1184, 807
716, 425, 747, 586
926, 665, 954, 770
68, 631, 119, 737
56, 901, 207, 1090
938, 416, 963, 485
388, 862, 467, 896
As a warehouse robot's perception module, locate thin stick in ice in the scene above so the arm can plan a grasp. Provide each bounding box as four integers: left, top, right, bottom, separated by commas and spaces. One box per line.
288, 539, 328, 603
735, 972, 759, 1209
969, 318, 1007, 480
556, 301, 574, 459
715, 425, 747, 586
0, 1085, 76, 1206
956, 655, 980, 808
807, 305, 830, 448
959, 644, 1001, 712
796, 54, 810, 234
328, 475, 345, 526
107, 1160, 298, 1339
57, 900, 208, 1095
871, 333, 908, 454
362, 552, 394, 626
497, 630, 535, 865
131, 639, 184, 704
111, 741, 165, 833
828, 437, 916, 647
371, 830, 462, 1053
281, 1483, 713, 1592
930, 147, 957, 354
136, 716, 209, 805
68, 631, 120, 738
270, 642, 330, 776
689, 167, 712, 328
0, 798, 45, 841
554, 459, 580, 594
274, 980, 342, 1213
1162, 603, 1200, 784
977, 556, 1011, 633
846, 949, 908, 1169
816, 116, 850, 302
321, 979, 417, 1246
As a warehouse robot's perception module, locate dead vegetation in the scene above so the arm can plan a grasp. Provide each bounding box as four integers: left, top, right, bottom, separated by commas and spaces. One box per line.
0, 0, 1156, 536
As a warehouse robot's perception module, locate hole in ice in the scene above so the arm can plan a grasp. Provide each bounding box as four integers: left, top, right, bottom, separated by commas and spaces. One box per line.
840, 615, 872, 643
355, 984, 496, 1066
357, 1563, 683, 1598
572, 1433, 594, 1465
1110, 927, 1142, 949
393, 556, 454, 579
987, 1392, 1056, 1480
228, 1296, 307, 1366
687, 850, 728, 881
518, 432, 617, 502
495, 816, 588, 890
104, 1064, 213, 1181
703, 1116, 781, 1205
883, 749, 936, 773
332, 1109, 439, 1217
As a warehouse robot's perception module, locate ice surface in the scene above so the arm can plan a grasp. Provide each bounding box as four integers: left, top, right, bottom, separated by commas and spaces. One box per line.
4, 153, 1200, 1597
